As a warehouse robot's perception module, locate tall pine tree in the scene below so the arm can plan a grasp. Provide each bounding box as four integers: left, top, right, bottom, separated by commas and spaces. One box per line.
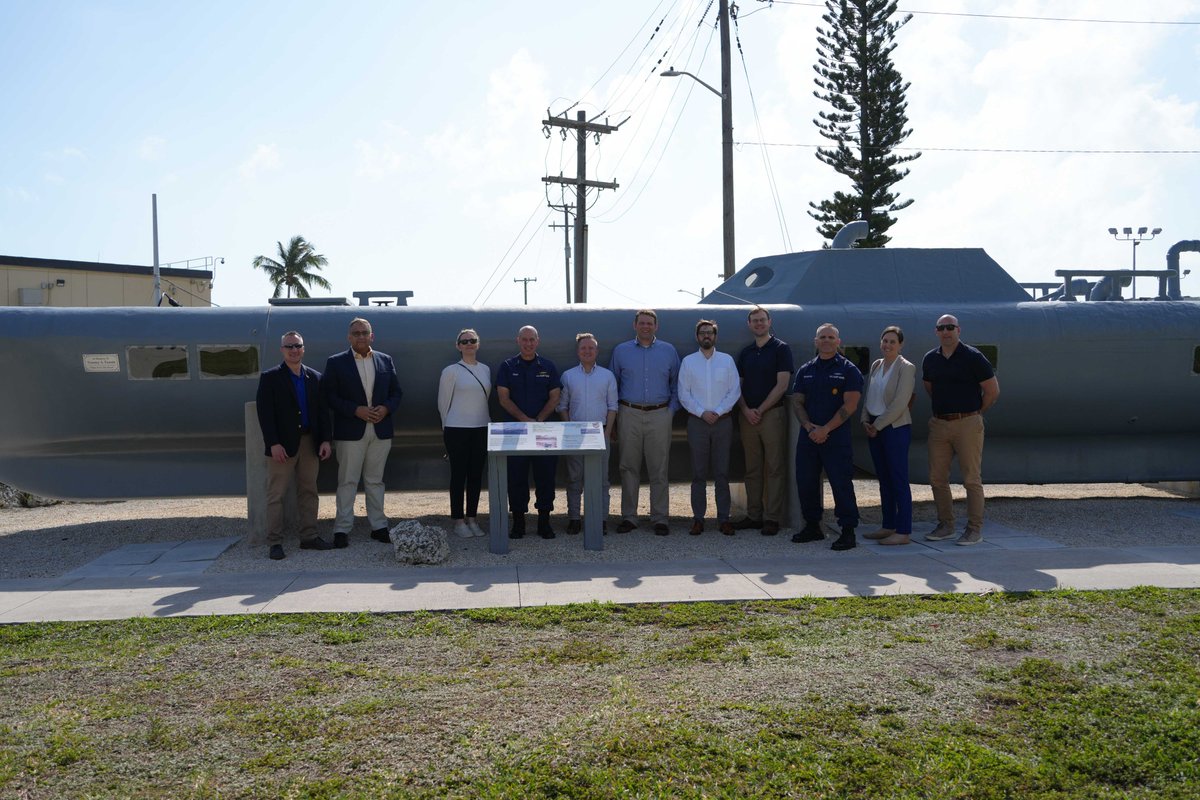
808, 0, 920, 247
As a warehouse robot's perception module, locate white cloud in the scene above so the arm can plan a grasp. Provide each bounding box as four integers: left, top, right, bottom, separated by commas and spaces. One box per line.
139, 136, 166, 161
354, 123, 410, 180
238, 144, 281, 179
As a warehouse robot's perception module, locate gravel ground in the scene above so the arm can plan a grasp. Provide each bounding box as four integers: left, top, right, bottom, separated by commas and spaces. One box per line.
2, 482, 1198, 580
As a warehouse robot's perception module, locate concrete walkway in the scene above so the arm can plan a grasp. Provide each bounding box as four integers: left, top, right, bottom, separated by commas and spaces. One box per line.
2, 521, 1198, 622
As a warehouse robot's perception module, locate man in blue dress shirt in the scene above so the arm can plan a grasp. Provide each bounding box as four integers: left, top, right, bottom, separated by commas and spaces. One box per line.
609, 309, 680, 535
557, 332, 618, 534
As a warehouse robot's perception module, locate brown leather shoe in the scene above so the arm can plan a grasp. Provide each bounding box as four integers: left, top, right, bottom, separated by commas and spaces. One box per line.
761, 520, 780, 536
689, 519, 704, 535
864, 528, 896, 541
880, 533, 911, 545
719, 521, 735, 536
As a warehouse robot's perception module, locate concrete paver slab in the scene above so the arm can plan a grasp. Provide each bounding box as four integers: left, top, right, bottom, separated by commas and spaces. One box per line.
157, 536, 242, 562
726, 554, 1003, 598
262, 567, 521, 613
0, 574, 300, 622
517, 559, 770, 606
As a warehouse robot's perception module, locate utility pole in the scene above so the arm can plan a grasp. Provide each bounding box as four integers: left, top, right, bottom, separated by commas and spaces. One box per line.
513, 276, 537, 305
549, 209, 572, 303
719, 0, 735, 279
543, 110, 622, 303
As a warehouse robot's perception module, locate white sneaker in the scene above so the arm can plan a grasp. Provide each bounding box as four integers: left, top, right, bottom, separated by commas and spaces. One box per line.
466, 519, 485, 537
453, 520, 471, 538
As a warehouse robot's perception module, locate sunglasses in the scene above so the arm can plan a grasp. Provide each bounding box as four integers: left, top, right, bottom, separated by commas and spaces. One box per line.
458, 338, 479, 345
936, 324, 958, 331
282, 343, 304, 350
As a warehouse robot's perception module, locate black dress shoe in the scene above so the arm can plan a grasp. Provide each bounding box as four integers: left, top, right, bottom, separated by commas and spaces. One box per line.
616, 520, 636, 534
761, 521, 780, 536
537, 514, 556, 539
370, 528, 391, 543
566, 519, 582, 535
333, 532, 349, 549
831, 527, 857, 551
791, 523, 824, 543
653, 523, 670, 536
300, 536, 333, 550
735, 518, 763, 530
269, 544, 285, 560
510, 514, 526, 539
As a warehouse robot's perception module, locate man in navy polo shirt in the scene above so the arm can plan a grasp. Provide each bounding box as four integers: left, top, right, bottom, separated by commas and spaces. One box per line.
736, 306, 794, 536
922, 314, 1000, 546
496, 325, 562, 539
790, 322, 862, 551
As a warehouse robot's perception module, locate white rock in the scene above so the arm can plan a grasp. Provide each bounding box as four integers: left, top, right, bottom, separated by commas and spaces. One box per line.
388, 520, 450, 565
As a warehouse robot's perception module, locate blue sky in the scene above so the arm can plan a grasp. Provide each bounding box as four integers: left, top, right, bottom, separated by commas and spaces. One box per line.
2, 0, 1198, 307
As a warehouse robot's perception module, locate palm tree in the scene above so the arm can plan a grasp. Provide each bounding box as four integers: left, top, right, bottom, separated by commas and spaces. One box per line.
252, 235, 332, 299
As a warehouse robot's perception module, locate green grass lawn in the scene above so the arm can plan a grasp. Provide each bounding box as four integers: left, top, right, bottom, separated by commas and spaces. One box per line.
1, 589, 1198, 798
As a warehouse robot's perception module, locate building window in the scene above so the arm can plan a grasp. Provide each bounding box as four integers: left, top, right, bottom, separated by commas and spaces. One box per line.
199, 345, 260, 379
843, 346, 871, 374
127, 346, 189, 380
978, 345, 998, 371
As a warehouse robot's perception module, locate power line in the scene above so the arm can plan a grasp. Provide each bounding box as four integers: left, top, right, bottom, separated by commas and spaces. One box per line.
756, 1, 1200, 25
734, 142, 1200, 154
472, 199, 550, 307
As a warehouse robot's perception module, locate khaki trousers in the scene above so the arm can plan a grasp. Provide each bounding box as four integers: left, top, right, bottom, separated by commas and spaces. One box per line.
617, 406, 672, 525
334, 425, 391, 533
265, 433, 319, 546
739, 404, 788, 523
927, 414, 985, 529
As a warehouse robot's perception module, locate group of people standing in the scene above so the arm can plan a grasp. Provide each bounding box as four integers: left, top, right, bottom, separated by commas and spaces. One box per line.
255, 318, 402, 560
256, 309, 999, 559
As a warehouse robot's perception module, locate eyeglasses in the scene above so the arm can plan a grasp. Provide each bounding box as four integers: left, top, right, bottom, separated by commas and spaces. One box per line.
458, 338, 479, 345
282, 343, 304, 350
936, 324, 958, 331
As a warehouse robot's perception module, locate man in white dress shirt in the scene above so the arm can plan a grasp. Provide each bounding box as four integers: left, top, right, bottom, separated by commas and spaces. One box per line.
677, 320, 742, 535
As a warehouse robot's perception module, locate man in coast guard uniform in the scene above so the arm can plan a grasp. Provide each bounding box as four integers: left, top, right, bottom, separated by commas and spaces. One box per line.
790, 322, 862, 551
496, 325, 562, 539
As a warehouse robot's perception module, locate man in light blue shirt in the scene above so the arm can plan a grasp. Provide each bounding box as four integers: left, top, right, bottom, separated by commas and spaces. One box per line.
678, 319, 741, 535
557, 333, 619, 534
608, 309, 680, 535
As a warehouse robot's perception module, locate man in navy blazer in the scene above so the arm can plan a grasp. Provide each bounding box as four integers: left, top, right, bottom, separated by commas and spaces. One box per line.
256, 330, 334, 560
322, 317, 403, 548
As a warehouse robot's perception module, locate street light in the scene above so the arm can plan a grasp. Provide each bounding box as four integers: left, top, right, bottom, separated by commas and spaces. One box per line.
660, 8, 735, 280
1109, 226, 1162, 299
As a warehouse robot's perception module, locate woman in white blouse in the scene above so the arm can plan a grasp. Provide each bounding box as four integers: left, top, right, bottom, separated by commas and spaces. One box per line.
860, 326, 916, 545
437, 329, 492, 537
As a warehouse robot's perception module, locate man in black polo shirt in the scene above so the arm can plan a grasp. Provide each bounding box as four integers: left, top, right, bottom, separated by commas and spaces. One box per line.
735, 306, 794, 536
921, 314, 1000, 546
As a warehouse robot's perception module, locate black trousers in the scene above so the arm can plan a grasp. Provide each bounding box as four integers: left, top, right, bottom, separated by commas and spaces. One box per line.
443, 426, 487, 519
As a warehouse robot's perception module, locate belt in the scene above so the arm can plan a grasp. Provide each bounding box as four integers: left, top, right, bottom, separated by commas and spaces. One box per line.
619, 400, 669, 411
934, 411, 980, 421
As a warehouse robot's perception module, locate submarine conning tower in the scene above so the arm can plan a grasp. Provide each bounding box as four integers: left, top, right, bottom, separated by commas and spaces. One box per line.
699, 247, 1033, 307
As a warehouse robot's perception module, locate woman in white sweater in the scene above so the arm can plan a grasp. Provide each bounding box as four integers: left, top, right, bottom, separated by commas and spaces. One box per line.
860, 326, 917, 545
437, 329, 492, 537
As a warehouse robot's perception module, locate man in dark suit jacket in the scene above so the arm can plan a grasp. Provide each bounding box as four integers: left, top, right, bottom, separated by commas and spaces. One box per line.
256, 330, 334, 560
322, 317, 403, 548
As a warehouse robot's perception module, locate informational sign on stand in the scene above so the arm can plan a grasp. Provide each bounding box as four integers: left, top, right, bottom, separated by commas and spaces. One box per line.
485, 421, 608, 554
487, 421, 606, 452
